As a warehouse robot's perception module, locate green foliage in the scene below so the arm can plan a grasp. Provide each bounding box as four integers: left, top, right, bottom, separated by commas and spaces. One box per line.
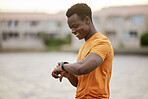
141, 32, 148, 46
38, 32, 72, 51
46, 38, 64, 46
63, 34, 72, 44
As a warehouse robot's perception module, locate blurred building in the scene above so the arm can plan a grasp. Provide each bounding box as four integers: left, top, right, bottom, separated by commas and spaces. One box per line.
0, 12, 70, 50
0, 5, 148, 52
94, 5, 148, 51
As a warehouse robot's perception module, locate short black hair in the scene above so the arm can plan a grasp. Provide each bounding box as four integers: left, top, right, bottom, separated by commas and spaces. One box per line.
66, 3, 92, 22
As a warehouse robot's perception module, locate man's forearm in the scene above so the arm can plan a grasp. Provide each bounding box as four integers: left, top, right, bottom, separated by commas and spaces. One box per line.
62, 53, 103, 75
67, 73, 78, 87
63, 61, 85, 75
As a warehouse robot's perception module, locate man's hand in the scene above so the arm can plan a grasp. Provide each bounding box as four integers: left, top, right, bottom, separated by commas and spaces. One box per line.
51, 62, 78, 87
51, 66, 63, 78
51, 62, 70, 82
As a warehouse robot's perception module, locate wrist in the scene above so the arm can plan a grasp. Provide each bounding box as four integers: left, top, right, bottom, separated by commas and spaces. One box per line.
61, 62, 65, 71
61, 62, 69, 71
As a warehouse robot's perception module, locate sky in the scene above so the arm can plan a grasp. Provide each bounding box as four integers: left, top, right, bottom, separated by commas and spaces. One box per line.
0, 0, 148, 13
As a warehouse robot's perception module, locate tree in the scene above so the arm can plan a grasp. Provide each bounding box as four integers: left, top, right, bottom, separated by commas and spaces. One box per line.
141, 32, 148, 46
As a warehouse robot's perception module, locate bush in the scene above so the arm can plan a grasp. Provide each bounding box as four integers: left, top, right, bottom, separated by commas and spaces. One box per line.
38, 32, 72, 51
63, 34, 72, 44
46, 38, 63, 46
141, 32, 148, 46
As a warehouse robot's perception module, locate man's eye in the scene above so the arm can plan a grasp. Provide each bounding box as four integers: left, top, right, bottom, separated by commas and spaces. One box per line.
73, 25, 78, 28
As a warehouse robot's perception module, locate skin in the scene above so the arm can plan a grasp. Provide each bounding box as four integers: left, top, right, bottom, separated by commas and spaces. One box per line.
51, 14, 103, 87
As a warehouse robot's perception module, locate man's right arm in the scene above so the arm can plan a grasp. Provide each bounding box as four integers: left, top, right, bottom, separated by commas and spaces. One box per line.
60, 71, 78, 87
67, 73, 78, 87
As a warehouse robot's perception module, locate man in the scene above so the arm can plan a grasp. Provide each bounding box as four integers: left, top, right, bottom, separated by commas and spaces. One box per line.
52, 3, 114, 99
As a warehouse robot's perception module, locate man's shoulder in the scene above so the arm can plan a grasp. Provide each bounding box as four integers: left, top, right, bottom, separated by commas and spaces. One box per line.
92, 33, 110, 45
95, 32, 109, 40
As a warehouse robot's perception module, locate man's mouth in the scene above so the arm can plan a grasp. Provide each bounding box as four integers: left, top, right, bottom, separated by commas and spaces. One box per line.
75, 32, 80, 37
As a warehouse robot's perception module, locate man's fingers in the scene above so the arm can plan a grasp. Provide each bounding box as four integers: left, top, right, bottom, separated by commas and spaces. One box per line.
51, 65, 66, 82
51, 71, 60, 78
58, 62, 61, 66
59, 74, 64, 82
59, 71, 67, 82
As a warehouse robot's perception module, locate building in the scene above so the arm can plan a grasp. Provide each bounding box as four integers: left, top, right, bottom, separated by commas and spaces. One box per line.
0, 5, 148, 52
93, 5, 148, 50
71, 5, 148, 52
0, 12, 70, 50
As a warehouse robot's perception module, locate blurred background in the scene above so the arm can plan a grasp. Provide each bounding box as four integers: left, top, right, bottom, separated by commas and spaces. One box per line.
0, 0, 148, 99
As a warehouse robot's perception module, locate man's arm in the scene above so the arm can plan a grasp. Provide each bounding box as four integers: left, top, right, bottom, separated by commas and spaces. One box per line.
51, 52, 103, 86
63, 52, 103, 75
64, 73, 78, 87
52, 52, 103, 76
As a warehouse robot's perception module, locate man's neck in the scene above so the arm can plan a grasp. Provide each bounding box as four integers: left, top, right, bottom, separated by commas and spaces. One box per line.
85, 25, 97, 41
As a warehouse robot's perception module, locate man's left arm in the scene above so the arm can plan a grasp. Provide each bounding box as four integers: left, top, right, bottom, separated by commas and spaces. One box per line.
63, 52, 103, 75
52, 53, 103, 76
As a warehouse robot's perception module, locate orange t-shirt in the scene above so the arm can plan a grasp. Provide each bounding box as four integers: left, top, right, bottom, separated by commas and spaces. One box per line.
75, 32, 114, 99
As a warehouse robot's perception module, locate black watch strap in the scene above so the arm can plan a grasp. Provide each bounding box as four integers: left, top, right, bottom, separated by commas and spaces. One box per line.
61, 62, 69, 71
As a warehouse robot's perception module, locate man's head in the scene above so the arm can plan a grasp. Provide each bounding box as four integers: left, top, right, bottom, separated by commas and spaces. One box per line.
66, 3, 92, 22
66, 3, 94, 40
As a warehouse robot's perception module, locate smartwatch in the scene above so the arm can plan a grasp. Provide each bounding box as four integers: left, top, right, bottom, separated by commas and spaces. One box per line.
61, 62, 69, 71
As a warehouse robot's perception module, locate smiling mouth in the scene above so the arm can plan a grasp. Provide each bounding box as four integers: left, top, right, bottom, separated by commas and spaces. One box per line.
75, 32, 80, 37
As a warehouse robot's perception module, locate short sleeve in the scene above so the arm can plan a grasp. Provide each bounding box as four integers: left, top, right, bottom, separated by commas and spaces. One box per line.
90, 41, 110, 60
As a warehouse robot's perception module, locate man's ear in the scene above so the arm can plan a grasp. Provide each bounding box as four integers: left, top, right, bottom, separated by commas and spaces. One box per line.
84, 16, 90, 25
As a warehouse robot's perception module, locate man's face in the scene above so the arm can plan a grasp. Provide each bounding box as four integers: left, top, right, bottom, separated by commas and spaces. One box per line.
67, 14, 90, 40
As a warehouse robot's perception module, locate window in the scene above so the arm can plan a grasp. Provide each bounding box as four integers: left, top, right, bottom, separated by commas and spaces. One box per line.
2, 32, 19, 40
123, 31, 138, 41
105, 31, 116, 41
30, 21, 39, 26
133, 15, 143, 24
57, 21, 62, 27
7, 21, 18, 27
48, 21, 57, 29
